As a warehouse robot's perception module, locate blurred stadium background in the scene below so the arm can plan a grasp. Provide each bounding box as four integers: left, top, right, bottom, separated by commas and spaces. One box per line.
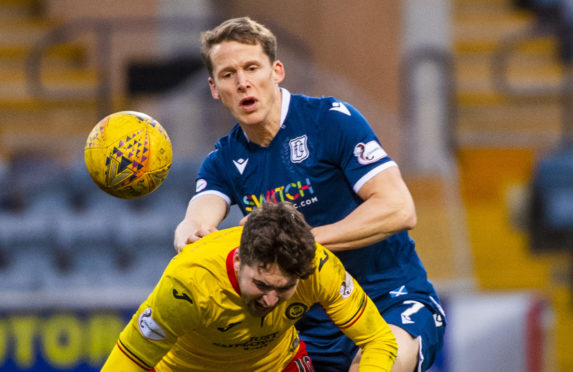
0, 0, 572, 370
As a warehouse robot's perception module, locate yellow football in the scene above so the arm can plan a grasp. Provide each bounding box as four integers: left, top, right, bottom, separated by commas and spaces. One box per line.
84, 111, 172, 199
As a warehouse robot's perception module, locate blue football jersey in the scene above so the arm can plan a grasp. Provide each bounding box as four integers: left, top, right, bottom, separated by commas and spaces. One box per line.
195, 89, 436, 301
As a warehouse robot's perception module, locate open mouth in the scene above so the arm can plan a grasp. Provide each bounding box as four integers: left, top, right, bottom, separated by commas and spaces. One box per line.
253, 301, 273, 315
240, 97, 257, 109
254, 301, 267, 310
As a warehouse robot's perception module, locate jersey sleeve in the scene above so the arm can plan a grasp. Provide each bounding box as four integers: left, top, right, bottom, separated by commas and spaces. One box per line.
115, 271, 203, 369
193, 145, 233, 205
313, 245, 397, 371
319, 98, 397, 194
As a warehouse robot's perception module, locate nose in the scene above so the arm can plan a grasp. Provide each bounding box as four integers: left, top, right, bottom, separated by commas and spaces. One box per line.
261, 291, 279, 307
236, 71, 249, 91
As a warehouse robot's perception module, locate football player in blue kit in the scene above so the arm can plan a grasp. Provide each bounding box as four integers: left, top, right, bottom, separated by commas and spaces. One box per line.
174, 17, 446, 372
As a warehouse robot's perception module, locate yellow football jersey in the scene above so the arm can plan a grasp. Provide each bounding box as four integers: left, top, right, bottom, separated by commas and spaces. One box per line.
115, 227, 396, 372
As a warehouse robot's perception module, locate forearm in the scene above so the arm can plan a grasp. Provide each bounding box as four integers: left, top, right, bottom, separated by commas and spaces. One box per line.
359, 339, 398, 372
312, 195, 415, 251
312, 167, 416, 252
174, 194, 229, 251
342, 297, 398, 371
184, 194, 229, 228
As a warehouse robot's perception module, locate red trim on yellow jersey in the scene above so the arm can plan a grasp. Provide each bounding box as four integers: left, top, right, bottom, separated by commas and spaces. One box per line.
117, 340, 153, 370
226, 247, 241, 295
337, 293, 367, 330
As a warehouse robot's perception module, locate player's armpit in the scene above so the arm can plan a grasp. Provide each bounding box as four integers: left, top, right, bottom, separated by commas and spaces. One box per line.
101, 342, 151, 372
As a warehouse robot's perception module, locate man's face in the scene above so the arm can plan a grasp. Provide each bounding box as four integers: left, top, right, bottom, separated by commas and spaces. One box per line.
234, 253, 298, 317
208, 41, 285, 127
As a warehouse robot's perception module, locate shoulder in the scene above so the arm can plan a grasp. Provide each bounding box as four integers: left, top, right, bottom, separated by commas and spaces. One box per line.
214, 124, 243, 148
312, 244, 345, 276
206, 124, 245, 158
166, 228, 240, 279
160, 228, 242, 306
297, 245, 348, 303
289, 93, 364, 128
290, 93, 341, 114
201, 126, 247, 171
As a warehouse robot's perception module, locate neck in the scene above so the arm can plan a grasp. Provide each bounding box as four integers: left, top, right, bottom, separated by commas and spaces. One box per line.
242, 121, 280, 147
240, 87, 282, 147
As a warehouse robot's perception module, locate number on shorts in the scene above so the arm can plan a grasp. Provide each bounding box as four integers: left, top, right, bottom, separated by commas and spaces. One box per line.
401, 300, 425, 324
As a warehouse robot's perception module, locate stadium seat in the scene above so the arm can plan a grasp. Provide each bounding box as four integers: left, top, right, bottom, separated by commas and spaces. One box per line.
0, 245, 55, 291
0, 155, 201, 293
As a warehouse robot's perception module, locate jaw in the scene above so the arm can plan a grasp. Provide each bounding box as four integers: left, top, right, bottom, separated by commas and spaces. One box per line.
246, 299, 275, 317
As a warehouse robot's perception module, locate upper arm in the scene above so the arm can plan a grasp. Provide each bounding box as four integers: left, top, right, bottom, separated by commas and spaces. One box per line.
315, 250, 397, 367
314, 246, 368, 326
115, 273, 203, 369
356, 166, 417, 228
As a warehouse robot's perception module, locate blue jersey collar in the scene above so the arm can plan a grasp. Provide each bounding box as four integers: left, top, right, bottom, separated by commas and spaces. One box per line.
280, 88, 291, 126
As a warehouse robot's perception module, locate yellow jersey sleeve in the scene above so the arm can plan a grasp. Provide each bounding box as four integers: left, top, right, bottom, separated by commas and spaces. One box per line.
310, 245, 397, 371
116, 266, 205, 369
101, 343, 149, 372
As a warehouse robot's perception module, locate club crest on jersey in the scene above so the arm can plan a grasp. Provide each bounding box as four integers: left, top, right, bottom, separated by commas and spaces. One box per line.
289, 135, 309, 163
285, 303, 308, 319
138, 308, 166, 341
353, 140, 386, 165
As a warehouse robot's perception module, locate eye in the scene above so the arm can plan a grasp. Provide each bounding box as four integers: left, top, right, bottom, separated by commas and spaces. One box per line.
219, 70, 233, 79
277, 284, 296, 293
254, 280, 270, 291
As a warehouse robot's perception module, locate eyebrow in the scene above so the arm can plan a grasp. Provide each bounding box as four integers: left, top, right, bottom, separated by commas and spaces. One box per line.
217, 59, 262, 75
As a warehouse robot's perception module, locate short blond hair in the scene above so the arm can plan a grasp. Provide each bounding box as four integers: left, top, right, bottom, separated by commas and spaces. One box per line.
200, 17, 277, 76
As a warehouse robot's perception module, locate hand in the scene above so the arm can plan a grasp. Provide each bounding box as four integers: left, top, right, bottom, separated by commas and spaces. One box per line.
174, 220, 217, 252
173, 194, 228, 252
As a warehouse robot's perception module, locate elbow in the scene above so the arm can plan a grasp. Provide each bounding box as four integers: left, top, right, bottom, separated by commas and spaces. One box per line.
405, 211, 417, 230
399, 201, 417, 231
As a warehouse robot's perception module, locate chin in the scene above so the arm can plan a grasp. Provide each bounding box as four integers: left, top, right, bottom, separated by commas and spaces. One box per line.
249, 303, 273, 317
239, 112, 264, 126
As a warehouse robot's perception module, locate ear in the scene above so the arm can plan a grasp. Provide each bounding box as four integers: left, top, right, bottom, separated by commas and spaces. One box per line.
273, 60, 285, 85
233, 248, 241, 272
208, 77, 220, 100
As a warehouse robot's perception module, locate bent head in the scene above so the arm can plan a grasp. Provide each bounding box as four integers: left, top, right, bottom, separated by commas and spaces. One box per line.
234, 258, 298, 317
234, 202, 316, 317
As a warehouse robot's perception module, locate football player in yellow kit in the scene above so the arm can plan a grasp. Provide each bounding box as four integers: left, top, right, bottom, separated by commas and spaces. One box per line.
101, 202, 397, 371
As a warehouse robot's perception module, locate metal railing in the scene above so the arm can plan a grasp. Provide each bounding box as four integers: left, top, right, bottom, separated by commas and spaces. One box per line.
491, 20, 573, 146
400, 46, 457, 173
25, 16, 207, 119
25, 16, 312, 120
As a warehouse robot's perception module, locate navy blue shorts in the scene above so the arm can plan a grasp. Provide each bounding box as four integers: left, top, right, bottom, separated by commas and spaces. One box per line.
297, 295, 446, 372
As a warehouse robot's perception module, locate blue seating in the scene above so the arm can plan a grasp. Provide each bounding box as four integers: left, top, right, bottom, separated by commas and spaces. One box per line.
0, 156, 200, 293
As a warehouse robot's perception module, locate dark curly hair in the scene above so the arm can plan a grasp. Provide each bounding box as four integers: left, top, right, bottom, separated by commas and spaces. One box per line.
240, 202, 316, 279
200, 17, 278, 77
